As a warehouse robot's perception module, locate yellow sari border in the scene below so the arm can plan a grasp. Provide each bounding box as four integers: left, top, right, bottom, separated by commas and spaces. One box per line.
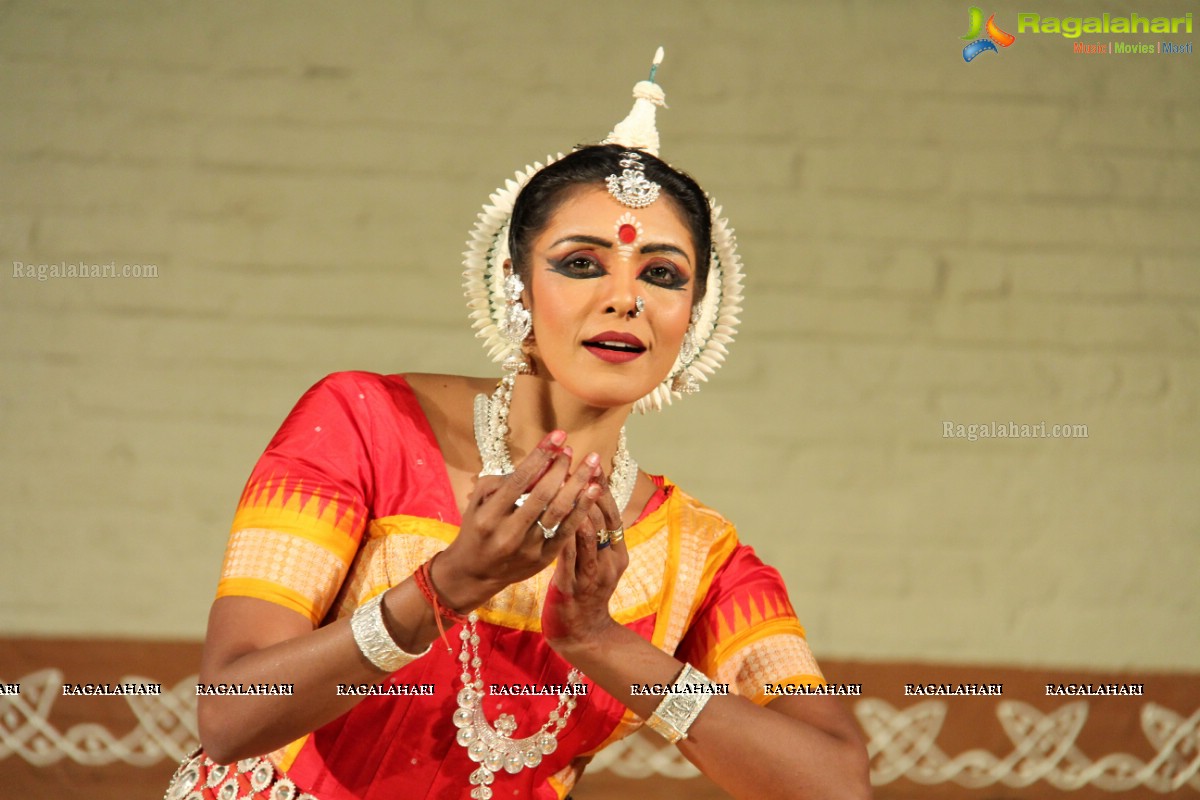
232, 477, 362, 565
365, 500, 678, 631
703, 616, 808, 672
268, 734, 310, 773
215, 577, 323, 626
368, 514, 459, 543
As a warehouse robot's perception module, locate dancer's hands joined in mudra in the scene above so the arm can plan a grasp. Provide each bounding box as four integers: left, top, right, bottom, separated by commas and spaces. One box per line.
542, 476, 627, 650
433, 430, 619, 615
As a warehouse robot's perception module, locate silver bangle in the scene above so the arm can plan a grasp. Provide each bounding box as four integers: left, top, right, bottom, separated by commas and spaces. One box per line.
350, 591, 431, 672
645, 663, 714, 744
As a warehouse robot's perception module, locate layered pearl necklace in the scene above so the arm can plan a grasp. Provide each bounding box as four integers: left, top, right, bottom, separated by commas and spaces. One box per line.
455, 373, 636, 797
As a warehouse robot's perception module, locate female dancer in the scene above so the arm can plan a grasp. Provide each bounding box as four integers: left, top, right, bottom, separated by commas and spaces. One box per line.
172, 53, 871, 800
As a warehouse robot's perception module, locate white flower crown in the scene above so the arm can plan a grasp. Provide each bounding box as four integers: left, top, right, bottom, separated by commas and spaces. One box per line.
462, 49, 744, 413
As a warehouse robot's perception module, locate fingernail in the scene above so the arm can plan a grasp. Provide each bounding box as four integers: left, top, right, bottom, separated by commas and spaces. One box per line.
548, 430, 567, 447
586, 484, 601, 498
585, 452, 599, 467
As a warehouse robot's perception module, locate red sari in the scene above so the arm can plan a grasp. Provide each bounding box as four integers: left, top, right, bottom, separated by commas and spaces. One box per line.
194, 372, 823, 799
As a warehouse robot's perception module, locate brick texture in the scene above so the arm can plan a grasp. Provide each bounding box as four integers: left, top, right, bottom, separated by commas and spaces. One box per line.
1, 0, 1196, 672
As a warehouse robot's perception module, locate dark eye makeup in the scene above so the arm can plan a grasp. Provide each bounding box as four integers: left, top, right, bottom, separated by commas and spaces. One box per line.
546, 252, 689, 291
641, 262, 689, 291
547, 253, 605, 278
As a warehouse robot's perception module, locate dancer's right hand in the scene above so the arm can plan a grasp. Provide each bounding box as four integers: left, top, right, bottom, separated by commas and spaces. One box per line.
433, 430, 603, 611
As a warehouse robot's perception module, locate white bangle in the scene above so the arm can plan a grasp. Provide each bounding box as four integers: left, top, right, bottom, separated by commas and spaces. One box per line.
350, 592, 431, 672
645, 663, 714, 743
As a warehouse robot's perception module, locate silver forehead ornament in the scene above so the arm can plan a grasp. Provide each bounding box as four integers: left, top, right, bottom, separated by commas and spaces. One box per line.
462, 47, 744, 413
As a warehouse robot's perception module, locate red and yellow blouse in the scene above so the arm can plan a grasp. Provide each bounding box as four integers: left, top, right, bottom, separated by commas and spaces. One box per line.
216, 372, 824, 799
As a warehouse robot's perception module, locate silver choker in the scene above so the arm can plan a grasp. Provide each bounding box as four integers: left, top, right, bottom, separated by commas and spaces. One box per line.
472, 373, 638, 513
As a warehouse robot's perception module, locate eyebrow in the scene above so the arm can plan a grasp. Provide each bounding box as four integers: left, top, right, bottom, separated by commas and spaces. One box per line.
548, 235, 693, 265
550, 235, 612, 249
640, 243, 692, 264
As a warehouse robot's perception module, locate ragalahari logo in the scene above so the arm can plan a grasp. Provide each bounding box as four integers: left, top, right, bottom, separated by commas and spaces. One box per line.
962, 7, 1016, 61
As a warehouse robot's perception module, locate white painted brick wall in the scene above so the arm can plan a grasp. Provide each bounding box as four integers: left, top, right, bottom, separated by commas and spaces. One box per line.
1, 0, 1196, 671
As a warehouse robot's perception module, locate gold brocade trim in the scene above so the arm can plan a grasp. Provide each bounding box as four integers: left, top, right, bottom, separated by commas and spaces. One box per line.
694, 613, 808, 678
711, 631, 825, 705
609, 518, 670, 623
651, 494, 739, 654
218, 527, 352, 625
232, 475, 364, 562
584, 490, 743, 754
370, 514, 459, 544
330, 489, 683, 629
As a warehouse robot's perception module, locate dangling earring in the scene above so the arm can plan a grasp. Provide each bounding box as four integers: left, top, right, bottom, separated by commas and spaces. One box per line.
671, 307, 701, 395
500, 271, 533, 374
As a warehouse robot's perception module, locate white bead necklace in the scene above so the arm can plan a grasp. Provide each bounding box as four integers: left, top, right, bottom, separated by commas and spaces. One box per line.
459, 372, 638, 797
472, 372, 638, 512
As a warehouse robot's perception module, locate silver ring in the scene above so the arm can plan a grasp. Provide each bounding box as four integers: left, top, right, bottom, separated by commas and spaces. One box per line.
596, 529, 611, 547
536, 519, 559, 539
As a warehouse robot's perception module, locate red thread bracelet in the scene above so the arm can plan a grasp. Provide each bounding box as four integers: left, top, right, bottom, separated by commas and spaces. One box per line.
414, 557, 469, 652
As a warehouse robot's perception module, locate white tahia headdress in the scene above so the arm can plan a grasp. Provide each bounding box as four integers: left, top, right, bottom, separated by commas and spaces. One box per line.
462, 48, 744, 413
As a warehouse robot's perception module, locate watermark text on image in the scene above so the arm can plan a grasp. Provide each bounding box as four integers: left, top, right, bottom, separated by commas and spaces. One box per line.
13, 260, 159, 281
943, 421, 1089, 441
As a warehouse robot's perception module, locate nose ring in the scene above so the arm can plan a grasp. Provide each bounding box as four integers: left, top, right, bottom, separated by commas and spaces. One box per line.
631, 296, 645, 318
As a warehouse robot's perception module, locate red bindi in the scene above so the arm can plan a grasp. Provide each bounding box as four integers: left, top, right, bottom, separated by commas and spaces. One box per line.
618, 223, 637, 244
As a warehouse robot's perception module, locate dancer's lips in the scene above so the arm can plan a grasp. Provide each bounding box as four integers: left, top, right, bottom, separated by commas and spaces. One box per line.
583, 331, 646, 364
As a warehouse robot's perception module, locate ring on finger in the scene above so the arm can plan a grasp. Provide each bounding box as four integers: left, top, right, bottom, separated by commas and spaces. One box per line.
597, 539, 612, 551
597, 526, 624, 547
536, 519, 560, 539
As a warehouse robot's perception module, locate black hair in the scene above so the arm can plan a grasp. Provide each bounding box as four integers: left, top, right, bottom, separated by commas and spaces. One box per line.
507, 144, 712, 302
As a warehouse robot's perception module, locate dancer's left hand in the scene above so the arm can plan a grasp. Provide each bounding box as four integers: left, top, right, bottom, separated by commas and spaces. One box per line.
541, 477, 628, 652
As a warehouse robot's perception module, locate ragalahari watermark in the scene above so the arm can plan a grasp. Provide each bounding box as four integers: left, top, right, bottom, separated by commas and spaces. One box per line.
13, 261, 159, 281
943, 421, 1089, 441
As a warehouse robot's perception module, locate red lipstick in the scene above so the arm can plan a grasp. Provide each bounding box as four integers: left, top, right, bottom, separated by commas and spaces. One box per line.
583, 331, 646, 364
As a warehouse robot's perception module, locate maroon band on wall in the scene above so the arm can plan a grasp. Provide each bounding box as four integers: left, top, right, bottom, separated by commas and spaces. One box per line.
1, 638, 1196, 800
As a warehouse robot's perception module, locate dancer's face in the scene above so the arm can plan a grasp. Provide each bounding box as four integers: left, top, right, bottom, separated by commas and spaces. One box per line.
523, 184, 697, 408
